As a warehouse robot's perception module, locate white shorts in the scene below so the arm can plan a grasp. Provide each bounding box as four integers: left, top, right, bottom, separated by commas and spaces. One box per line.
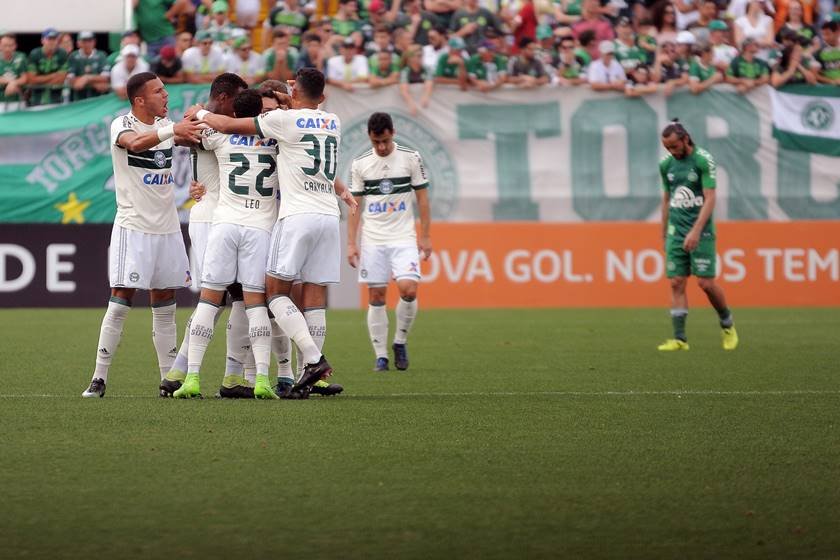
202, 222, 270, 293
267, 213, 340, 285
359, 243, 421, 285
109, 225, 191, 290
188, 221, 211, 286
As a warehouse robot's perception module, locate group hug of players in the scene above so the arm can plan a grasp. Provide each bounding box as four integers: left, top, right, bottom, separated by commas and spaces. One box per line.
82, 67, 432, 399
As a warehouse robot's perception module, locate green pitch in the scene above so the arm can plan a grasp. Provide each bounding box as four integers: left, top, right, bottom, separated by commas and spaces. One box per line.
1, 308, 839, 559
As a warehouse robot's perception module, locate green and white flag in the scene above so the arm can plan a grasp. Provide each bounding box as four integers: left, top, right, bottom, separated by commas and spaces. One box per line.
770, 85, 840, 156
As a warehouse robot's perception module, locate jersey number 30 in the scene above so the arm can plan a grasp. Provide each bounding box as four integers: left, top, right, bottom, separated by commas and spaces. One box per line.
228, 153, 276, 196
300, 133, 338, 181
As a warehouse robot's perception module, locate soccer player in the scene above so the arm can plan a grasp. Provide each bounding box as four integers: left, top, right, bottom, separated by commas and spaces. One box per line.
657, 120, 738, 352
173, 89, 280, 399
160, 73, 255, 399
189, 68, 344, 395
82, 72, 202, 397
347, 112, 432, 371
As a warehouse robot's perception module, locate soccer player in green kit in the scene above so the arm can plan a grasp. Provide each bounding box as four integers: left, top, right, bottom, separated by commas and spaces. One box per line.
658, 120, 738, 351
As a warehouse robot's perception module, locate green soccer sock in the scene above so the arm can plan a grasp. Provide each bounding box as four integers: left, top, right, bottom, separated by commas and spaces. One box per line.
717, 307, 734, 328
670, 309, 688, 341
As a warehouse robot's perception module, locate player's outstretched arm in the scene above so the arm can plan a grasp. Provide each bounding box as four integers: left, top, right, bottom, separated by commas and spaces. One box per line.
198, 111, 258, 135
117, 119, 201, 153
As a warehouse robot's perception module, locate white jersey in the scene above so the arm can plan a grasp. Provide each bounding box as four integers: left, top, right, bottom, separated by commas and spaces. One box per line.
188, 129, 220, 223
109, 112, 180, 234
201, 129, 279, 232
350, 143, 428, 246
254, 108, 340, 220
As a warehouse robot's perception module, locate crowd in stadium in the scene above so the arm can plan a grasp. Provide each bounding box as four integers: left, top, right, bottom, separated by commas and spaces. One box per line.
1, 0, 838, 112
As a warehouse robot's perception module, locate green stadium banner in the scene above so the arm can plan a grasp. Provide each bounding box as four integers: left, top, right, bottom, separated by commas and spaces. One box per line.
0, 84, 838, 224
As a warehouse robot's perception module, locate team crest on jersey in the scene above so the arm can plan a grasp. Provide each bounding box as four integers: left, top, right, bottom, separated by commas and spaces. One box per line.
154, 151, 167, 168
687, 171, 698, 182
379, 179, 394, 194
667, 173, 675, 183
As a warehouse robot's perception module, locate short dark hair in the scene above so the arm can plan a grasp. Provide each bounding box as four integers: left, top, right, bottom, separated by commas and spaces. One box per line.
210, 72, 248, 101
1, 33, 16, 41
662, 119, 694, 146
303, 32, 322, 44
367, 112, 394, 135
519, 37, 535, 49
272, 27, 288, 39
126, 72, 159, 104
822, 21, 838, 32
257, 79, 289, 94
578, 29, 596, 46
295, 67, 325, 100
233, 89, 264, 118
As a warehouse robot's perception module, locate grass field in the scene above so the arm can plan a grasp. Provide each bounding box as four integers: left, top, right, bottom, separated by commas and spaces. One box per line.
1, 307, 839, 559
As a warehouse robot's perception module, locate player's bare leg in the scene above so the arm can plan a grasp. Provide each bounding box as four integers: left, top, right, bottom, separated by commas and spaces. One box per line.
266, 275, 332, 395
173, 288, 225, 398
83, 287, 136, 398
367, 285, 390, 371
658, 276, 690, 351
392, 280, 418, 370
697, 277, 738, 350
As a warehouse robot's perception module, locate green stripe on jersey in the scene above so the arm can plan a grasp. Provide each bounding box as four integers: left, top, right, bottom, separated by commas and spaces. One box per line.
362, 176, 411, 187
127, 148, 173, 159
253, 116, 264, 138
364, 185, 413, 196
127, 157, 173, 169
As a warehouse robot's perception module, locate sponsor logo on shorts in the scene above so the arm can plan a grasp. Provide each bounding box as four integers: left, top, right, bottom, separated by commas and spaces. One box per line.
129, 271, 140, 282
667, 261, 676, 271
670, 186, 704, 209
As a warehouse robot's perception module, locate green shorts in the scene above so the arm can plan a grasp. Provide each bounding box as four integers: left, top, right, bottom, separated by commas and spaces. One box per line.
665, 236, 716, 278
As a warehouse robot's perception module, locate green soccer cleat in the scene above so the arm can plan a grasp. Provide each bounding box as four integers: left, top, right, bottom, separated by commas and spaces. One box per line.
657, 339, 690, 351
173, 373, 202, 398
254, 375, 279, 400
722, 326, 739, 350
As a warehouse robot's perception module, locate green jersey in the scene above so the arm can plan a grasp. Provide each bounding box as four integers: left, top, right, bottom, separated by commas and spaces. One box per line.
267, 7, 308, 47
435, 55, 464, 78
614, 39, 646, 71
27, 47, 69, 106
726, 55, 769, 80
466, 53, 506, 82
816, 45, 840, 80
688, 58, 716, 82
67, 49, 109, 101
660, 147, 717, 240
369, 54, 400, 77
135, 0, 176, 43
332, 17, 361, 37
0, 51, 27, 102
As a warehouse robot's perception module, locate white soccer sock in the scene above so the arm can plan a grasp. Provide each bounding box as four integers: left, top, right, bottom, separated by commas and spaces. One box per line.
304, 308, 326, 351
92, 298, 131, 382
367, 303, 388, 359
151, 301, 177, 380
271, 321, 293, 380
393, 298, 417, 344
244, 353, 256, 385
268, 296, 322, 365
187, 301, 218, 375
225, 300, 249, 376
173, 305, 224, 376
246, 305, 272, 377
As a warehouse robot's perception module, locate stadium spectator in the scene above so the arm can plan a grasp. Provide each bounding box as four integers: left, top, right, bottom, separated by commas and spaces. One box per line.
423, 26, 449, 72
151, 45, 185, 83
773, 0, 816, 32
235, 0, 261, 29
771, 42, 818, 85
333, 0, 364, 37
264, 29, 298, 81
725, 37, 770, 91
58, 33, 74, 56
554, 0, 584, 25
425, 0, 463, 29
401, 0, 441, 46
625, 62, 659, 94
393, 27, 413, 54
296, 32, 326, 72
435, 36, 469, 89
26, 28, 69, 107
653, 40, 689, 93
588, 39, 626, 89
816, 20, 840, 84
134, 0, 179, 58
709, 20, 740, 70
175, 31, 194, 57
688, 42, 724, 93
735, 0, 776, 51
367, 25, 393, 57
226, 37, 265, 84
264, 0, 309, 50
369, 49, 400, 86
399, 45, 434, 113
468, 40, 508, 90
110, 45, 150, 98
775, 0, 819, 50
450, 0, 504, 52
652, 1, 680, 42
573, 0, 616, 54
673, 0, 700, 30
687, 0, 718, 41
68, 31, 110, 101
510, 0, 538, 52
207, 1, 238, 46
536, 25, 557, 64
326, 36, 370, 90
614, 16, 648, 70
507, 37, 550, 87
107, 30, 141, 68
555, 35, 588, 85
0, 33, 27, 112
576, 28, 597, 63
182, 30, 227, 83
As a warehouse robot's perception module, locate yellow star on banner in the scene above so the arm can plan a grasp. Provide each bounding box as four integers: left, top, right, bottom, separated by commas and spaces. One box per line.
54, 192, 91, 224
